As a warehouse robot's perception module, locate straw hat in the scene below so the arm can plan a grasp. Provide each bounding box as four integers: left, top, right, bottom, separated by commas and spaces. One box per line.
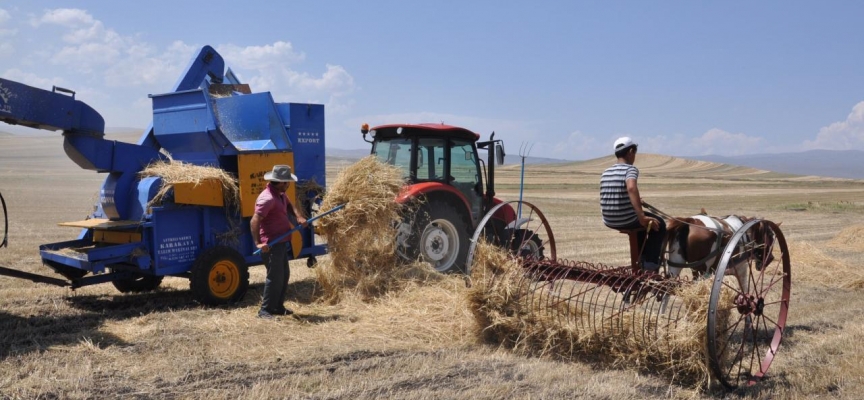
263, 165, 297, 182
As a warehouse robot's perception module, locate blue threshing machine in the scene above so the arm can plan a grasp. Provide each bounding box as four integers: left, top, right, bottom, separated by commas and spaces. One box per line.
0, 46, 327, 305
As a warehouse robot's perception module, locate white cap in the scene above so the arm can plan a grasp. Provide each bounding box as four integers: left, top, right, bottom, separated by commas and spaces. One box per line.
613, 137, 637, 153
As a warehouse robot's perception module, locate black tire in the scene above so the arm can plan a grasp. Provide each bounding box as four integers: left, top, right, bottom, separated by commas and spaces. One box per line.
400, 201, 470, 274
509, 229, 544, 260
189, 246, 250, 306
112, 274, 163, 293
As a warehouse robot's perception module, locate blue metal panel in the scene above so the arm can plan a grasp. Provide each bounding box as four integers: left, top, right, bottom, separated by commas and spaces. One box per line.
212, 93, 291, 151
279, 103, 325, 186
151, 207, 202, 272
39, 239, 146, 273
137, 45, 226, 150
0, 78, 104, 135
129, 177, 162, 220
151, 89, 223, 166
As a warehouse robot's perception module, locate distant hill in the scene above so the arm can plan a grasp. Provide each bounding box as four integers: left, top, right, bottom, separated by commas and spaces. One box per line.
325, 148, 569, 166
689, 150, 864, 180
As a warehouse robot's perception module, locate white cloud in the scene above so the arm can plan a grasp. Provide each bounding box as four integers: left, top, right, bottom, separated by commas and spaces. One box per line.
803, 101, 864, 150
104, 41, 197, 88
31, 8, 95, 28
219, 42, 355, 115
12, 9, 356, 127
217, 42, 304, 70
29, 9, 130, 73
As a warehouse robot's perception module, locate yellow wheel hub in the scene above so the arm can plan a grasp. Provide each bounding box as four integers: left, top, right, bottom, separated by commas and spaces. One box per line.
208, 259, 240, 299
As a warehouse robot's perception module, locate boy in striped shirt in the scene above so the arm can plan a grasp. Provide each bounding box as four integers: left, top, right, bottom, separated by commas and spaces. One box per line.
600, 137, 666, 271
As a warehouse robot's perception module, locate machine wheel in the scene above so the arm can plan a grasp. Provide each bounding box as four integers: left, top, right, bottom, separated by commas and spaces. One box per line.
466, 200, 557, 273
707, 219, 790, 389
190, 246, 250, 306
398, 201, 469, 273
112, 274, 163, 293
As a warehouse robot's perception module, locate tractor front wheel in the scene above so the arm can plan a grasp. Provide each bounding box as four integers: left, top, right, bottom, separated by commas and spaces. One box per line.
190, 246, 250, 306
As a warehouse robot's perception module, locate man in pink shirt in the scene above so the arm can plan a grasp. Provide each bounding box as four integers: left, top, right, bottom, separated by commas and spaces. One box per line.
250, 165, 307, 319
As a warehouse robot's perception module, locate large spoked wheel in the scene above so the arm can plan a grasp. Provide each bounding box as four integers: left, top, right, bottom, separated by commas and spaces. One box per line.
190, 246, 250, 306
466, 200, 557, 273
397, 201, 469, 274
707, 219, 791, 389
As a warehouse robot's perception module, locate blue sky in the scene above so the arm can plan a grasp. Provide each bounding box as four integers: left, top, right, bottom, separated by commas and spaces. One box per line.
1, 1, 863, 159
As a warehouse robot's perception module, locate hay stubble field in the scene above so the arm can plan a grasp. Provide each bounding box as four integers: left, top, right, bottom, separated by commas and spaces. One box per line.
2, 133, 864, 399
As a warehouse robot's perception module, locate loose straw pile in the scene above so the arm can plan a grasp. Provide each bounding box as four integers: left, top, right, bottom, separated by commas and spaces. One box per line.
791, 240, 864, 289
315, 156, 438, 303
466, 242, 733, 388
827, 224, 864, 252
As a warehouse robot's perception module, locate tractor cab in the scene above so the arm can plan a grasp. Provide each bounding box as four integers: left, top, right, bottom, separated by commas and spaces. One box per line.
364, 123, 504, 226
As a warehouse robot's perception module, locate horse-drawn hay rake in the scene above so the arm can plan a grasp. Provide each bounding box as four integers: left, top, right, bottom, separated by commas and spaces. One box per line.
470, 200, 791, 389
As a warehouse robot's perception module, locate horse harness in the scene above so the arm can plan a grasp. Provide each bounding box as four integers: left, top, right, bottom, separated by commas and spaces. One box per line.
666, 215, 749, 270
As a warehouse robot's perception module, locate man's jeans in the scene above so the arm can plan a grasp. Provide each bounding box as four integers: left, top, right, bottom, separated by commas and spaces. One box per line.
261, 242, 290, 312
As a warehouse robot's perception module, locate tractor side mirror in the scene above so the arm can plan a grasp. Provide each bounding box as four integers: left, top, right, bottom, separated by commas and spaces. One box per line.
417, 150, 424, 167
495, 144, 505, 165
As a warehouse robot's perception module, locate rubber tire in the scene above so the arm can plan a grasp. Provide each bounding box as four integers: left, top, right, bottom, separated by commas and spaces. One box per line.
407, 202, 470, 274
190, 246, 250, 306
509, 229, 545, 260
112, 274, 164, 293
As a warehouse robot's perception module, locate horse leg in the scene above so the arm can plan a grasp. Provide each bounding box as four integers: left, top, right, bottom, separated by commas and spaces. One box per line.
666, 240, 684, 278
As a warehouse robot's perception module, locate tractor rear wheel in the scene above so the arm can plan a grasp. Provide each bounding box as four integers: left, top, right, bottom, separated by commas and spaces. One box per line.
190, 246, 250, 306
112, 274, 163, 293
399, 202, 469, 274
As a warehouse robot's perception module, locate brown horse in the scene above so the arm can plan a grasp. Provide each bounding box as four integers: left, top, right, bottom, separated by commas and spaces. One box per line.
665, 211, 777, 290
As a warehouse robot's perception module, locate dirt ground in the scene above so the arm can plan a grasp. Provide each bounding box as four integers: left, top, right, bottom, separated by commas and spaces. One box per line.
1, 134, 864, 399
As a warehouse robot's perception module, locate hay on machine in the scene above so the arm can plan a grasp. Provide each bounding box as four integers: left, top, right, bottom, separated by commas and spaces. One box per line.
139, 160, 240, 209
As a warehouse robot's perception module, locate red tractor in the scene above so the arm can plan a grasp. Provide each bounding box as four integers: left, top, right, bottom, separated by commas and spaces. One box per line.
362, 123, 546, 273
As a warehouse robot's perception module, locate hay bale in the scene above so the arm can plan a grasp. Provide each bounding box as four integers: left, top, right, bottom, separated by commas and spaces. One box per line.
466, 242, 733, 388
139, 160, 240, 209
315, 156, 438, 302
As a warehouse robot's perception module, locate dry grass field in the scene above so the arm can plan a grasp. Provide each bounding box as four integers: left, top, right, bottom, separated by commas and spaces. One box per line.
2, 133, 864, 399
